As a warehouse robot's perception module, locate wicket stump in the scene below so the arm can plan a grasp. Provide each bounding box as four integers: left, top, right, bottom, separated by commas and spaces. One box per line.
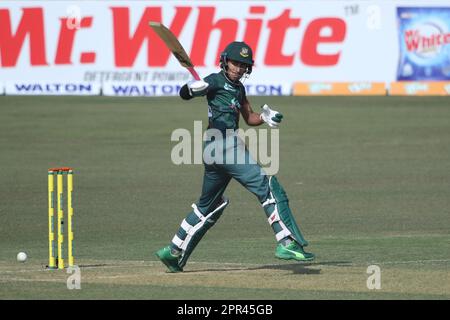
48, 167, 74, 269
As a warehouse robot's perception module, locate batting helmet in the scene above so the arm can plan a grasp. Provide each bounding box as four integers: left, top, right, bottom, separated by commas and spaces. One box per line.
220, 41, 254, 75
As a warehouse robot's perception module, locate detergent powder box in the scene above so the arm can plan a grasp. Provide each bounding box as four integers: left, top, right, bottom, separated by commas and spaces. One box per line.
397, 7, 450, 81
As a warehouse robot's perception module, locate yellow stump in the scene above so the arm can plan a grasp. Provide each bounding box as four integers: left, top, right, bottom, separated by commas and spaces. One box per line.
48, 167, 74, 270
57, 172, 64, 269
48, 171, 56, 269
67, 170, 74, 267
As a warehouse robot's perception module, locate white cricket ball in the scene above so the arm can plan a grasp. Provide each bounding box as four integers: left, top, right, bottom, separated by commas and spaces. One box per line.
17, 252, 27, 263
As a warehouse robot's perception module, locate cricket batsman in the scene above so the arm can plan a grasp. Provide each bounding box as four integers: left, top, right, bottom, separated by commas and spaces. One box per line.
156, 41, 314, 272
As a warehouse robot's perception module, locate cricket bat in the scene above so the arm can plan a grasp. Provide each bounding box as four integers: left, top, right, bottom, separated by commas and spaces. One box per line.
149, 21, 201, 80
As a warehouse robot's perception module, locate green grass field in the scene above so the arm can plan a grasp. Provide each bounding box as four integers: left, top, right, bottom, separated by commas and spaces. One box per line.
0, 95, 449, 300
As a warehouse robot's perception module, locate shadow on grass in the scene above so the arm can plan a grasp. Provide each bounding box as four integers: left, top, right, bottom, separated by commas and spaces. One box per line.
182, 260, 352, 275
76, 264, 109, 269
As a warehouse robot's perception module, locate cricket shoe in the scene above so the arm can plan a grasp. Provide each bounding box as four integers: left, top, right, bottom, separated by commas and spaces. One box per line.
155, 246, 183, 273
275, 242, 315, 262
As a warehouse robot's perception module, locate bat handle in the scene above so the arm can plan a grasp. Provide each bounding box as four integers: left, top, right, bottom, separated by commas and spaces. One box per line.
187, 67, 201, 81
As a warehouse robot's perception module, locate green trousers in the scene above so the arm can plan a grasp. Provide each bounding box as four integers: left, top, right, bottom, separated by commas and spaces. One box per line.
196, 136, 269, 213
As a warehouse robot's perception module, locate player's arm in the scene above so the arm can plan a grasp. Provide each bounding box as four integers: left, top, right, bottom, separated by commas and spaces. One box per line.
240, 97, 264, 126
241, 97, 284, 128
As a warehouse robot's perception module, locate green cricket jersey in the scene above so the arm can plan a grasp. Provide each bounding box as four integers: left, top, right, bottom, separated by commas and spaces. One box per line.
204, 72, 246, 132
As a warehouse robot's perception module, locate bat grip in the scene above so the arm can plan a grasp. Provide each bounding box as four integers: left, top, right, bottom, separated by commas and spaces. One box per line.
187, 67, 201, 81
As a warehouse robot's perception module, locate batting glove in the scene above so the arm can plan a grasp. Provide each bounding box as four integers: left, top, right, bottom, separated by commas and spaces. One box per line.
187, 79, 209, 97
260, 104, 283, 128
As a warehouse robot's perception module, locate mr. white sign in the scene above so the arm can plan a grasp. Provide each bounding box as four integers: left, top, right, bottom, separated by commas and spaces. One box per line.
1, 1, 448, 95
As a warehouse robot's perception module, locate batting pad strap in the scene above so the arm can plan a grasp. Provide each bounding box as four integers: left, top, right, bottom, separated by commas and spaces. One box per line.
191, 204, 206, 221
180, 219, 192, 233
171, 235, 184, 248
262, 198, 276, 207
275, 227, 292, 242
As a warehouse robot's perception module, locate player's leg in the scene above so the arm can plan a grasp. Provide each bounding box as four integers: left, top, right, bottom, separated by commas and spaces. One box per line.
224, 147, 314, 261
263, 176, 314, 261
156, 165, 231, 272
